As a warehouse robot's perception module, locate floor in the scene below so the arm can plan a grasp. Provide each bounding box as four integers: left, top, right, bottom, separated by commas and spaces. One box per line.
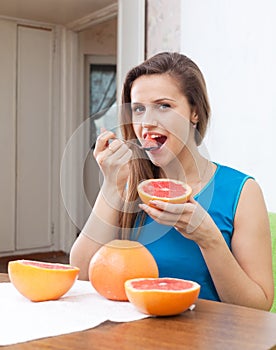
0, 251, 69, 273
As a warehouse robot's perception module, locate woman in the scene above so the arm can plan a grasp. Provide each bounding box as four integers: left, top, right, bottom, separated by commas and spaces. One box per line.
70, 52, 274, 310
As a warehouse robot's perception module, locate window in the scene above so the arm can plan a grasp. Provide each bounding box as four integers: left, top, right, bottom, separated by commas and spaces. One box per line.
88, 62, 116, 148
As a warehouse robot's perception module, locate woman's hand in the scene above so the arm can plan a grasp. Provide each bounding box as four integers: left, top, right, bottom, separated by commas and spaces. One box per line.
93, 130, 132, 192
139, 197, 221, 247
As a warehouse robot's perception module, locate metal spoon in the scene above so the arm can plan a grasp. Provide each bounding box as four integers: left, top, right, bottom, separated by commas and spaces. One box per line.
125, 140, 160, 151
109, 138, 160, 151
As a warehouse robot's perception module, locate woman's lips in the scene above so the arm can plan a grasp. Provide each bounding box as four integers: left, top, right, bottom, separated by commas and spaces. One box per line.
143, 133, 167, 149
143, 138, 160, 149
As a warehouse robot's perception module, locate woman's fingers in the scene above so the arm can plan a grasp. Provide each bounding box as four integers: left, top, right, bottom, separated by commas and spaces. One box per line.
147, 200, 192, 214
185, 202, 207, 233
101, 140, 131, 165
93, 131, 133, 190
93, 130, 116, 157
139, 199, 208, 235
139, 202, 183, 226
108, 139, 125, 154
93, 130, 129, 167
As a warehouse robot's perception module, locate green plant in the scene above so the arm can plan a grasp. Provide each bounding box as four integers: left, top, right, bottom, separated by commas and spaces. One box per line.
269, 213, 276, 313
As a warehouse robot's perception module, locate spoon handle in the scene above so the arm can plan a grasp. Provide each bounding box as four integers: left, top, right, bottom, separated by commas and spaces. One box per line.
109, 138, 160, 151
125, 140, 160, 151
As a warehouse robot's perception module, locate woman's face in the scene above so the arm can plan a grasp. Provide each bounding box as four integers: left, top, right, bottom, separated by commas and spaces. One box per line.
130, 73, 197, 167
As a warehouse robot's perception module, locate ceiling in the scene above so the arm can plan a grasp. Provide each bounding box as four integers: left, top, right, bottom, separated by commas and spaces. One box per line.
0, 0, 117, 27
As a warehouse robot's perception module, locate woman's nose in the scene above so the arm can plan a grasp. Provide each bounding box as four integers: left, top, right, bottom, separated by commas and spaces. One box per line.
141, 106, 158, 127
141, 120, 158, 128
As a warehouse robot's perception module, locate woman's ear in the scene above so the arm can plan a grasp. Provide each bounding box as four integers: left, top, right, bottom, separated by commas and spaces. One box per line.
191, 111, 199, 126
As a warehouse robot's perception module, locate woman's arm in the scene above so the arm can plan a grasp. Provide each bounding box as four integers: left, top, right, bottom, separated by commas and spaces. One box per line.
200, 179, 274, 310
139, 179, 274, 310
70, 185, 122, 280
70, 131, 132, 280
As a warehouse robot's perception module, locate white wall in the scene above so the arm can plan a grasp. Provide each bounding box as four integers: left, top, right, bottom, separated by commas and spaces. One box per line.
181, 0, 276, 212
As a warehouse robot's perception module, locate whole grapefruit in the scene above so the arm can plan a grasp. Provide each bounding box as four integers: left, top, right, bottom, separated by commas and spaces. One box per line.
125, 277, 200, 316
89, 240, 159, 301
137, 178, 192, 206
8, 260, 79, 302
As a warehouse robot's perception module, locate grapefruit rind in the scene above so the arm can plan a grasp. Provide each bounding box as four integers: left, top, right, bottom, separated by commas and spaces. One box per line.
89, 239, 159, 301
125, 277, 200, 316
137, 179, 192, 206
8, 260, 80, 302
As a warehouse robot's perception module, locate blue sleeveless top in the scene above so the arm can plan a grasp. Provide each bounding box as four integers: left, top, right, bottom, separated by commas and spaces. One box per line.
131, 164, 253, 301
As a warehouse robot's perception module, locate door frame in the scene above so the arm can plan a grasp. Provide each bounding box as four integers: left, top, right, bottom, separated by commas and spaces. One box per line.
60, 0, 146, 252
0, 17, 60, 257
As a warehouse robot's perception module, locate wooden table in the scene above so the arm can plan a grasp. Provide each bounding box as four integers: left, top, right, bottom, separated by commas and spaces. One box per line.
1, 273, 276, 349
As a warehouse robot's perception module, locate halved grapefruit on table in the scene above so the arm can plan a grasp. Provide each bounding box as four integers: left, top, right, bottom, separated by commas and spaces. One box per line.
138, 179, 192, 206
125, 277, 200, 316
8, 260, 80, 302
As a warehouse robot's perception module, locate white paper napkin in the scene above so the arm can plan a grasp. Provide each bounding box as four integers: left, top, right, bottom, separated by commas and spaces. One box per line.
0, 280, 149, 346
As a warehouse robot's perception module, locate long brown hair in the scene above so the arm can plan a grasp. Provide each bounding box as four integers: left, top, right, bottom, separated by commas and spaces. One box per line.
119, 52, 211, 238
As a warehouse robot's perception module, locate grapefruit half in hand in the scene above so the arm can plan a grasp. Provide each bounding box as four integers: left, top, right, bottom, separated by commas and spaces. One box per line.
89, 239, 159, 301
137, 179, 192, 206
125, 277, 200, 316
8, 260, 80, 302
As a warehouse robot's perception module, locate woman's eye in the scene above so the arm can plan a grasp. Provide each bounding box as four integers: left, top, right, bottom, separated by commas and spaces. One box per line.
132, 105, 146, 114
158, 103, 171, 110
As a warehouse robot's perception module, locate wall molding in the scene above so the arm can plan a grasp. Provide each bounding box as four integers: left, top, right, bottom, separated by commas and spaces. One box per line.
66, 3, 118, 32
